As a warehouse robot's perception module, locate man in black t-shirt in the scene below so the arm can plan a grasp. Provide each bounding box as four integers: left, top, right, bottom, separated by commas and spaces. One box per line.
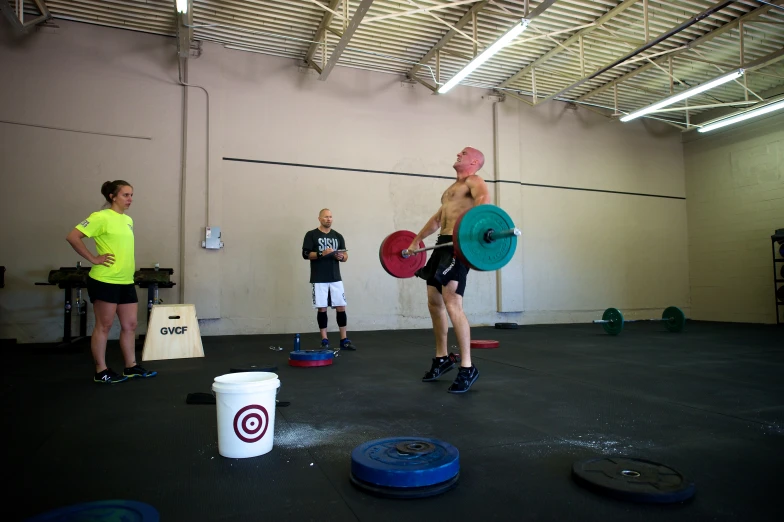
301, 209, 355, 351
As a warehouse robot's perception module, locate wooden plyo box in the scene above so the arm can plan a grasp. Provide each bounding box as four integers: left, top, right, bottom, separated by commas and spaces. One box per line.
142, 304, 205, 361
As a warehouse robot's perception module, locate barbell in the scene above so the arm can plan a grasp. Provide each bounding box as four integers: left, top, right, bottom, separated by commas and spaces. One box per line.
379, 205, 520, 278
593, 306, 686, 336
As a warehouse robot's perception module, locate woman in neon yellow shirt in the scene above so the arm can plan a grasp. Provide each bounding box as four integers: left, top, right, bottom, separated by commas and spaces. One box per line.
66, 180, 157, 384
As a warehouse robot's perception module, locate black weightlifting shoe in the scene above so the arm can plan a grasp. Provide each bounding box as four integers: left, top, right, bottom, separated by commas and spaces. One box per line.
447, 365, 479, 394
123, 365, 158, 379
94, 368, 128, 384
422, 353, 460, 382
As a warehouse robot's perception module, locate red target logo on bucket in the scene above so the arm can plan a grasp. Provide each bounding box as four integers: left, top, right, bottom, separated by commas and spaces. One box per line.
233, 404, 270, 443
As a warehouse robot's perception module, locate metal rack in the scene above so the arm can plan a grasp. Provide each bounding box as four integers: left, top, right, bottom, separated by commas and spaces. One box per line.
773, 234, 784, 326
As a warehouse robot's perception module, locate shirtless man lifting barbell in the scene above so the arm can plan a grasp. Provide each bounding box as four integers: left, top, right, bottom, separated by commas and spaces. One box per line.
406, 147, 490, 394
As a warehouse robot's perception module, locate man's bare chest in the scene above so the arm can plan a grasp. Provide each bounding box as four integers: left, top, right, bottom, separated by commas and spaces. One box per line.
441, 183, 471, 203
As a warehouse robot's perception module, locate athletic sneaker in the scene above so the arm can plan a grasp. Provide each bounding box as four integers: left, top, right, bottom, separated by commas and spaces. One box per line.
94, 368, 128, 384
447, 366, 479, 394
123, 365, 158, 379
422, 354, 459, 382
320, 339, 330, 350
340, 338, 356, 351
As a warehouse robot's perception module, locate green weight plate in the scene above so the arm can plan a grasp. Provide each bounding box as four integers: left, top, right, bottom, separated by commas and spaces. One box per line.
662, 306, 686, 332
453, 205, 517, 272
602, 307, 624, 336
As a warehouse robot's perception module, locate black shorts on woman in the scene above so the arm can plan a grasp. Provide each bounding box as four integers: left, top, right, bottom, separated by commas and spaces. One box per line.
87, 276, 138, 305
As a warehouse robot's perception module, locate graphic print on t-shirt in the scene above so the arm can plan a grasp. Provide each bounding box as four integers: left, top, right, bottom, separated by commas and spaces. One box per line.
318, 237, 340, 252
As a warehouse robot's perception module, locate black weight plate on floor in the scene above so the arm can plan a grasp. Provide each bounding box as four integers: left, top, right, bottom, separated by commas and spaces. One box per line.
229, 364, 278, 373
494, 322, 519, 329
350, 471, 459, 499
572, 456, 695, 504
26, 500, 159, 521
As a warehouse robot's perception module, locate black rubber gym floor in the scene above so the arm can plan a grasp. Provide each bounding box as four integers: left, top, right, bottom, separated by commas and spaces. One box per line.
5, 321, 783, 521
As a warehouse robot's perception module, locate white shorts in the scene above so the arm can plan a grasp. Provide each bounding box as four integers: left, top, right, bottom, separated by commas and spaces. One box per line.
312, 281, 347, 308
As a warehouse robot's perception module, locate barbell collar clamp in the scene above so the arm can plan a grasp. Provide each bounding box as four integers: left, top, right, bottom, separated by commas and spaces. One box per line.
484, 227, 522, 243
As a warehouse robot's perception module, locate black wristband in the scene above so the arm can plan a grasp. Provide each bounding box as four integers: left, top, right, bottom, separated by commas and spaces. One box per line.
317, 251, 322, 258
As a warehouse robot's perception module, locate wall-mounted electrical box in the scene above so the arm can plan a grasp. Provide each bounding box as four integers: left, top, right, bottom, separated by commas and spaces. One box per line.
202, 227, 224, 249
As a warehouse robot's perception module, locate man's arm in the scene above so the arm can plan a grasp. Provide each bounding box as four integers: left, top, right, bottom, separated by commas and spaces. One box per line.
302, 231, 320, 261
407, 208, 442, 253
337, 234, 348, 262
466, 175, 490, 206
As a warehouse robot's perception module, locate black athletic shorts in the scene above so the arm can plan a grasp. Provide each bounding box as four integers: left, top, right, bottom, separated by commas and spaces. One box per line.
415, 235, 470, 296
86, 276, 138, 305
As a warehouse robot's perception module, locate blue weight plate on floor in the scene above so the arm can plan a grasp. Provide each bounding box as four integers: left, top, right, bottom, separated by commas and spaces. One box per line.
25, 500, 159, 521
351, 437, 459, 488
289, 349, 334, 361
350, 471, 459, 499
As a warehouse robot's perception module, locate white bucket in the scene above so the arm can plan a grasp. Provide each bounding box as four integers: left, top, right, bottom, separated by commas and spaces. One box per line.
212, 372, 281, 458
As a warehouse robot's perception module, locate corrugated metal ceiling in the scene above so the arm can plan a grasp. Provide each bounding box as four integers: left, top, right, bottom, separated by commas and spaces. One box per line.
7, 0, 784, 128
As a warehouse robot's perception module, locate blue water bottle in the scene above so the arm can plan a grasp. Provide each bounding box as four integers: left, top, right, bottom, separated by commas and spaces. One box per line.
294, 333, 301, 352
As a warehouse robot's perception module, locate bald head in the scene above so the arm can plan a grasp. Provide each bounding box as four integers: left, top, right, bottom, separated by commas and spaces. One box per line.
318, 208, 333, 230
453, 147, 485, 175
466, 147, 484, 171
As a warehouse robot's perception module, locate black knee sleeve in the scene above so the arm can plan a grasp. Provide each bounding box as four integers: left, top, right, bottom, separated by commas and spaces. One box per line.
317, 311, 328, 329
336, 310, 347, 328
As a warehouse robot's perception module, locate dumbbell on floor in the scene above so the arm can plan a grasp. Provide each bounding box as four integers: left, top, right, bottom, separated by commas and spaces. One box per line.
593, 306, 686, 336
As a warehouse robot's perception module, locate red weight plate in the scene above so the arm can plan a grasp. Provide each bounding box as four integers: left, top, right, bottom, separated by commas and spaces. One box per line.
379, 231, 426, 279
289, 358, 333, 367
470, 340, 500, 349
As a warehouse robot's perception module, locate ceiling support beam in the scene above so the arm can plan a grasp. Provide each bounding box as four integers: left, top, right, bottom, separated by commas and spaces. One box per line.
408, 1, 489, 79
319, 0, 374, 81
0, 0, 50, 34
305, 0, 342, 65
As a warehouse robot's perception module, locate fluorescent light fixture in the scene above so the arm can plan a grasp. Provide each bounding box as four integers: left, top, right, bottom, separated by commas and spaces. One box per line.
620, 69, 744, 122
176, 0, 188, 14
698, 99, 784, 133
438, 18, 530, 94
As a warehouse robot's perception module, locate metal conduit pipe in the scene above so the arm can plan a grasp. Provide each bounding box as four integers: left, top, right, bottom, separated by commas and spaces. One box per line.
177, 55, 211, 228
176, 37, 211, 302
